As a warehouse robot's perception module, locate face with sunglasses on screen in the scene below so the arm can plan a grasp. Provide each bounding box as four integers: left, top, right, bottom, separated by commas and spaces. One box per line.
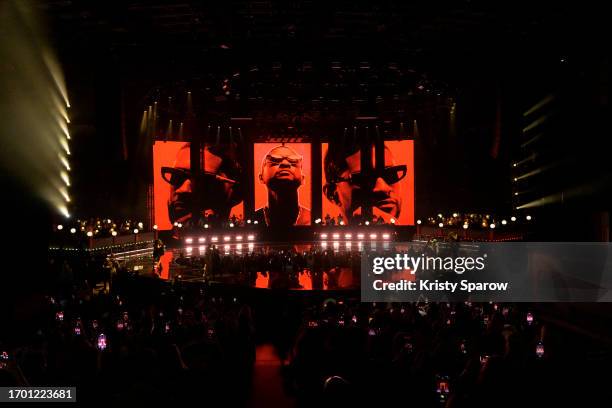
324, 144, 405, 224
256, 145, 311, 226
162, 144, 242, 226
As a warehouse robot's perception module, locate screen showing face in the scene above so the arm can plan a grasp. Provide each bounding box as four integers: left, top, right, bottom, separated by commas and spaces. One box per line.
322, 140, 414, 225
253, 143, 312, 226
153, 141, 244, 230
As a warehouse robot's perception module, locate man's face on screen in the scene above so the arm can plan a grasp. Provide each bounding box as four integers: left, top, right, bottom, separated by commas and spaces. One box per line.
259, 146, 303, 190
335, 145, 403, 222
165, 146, 236, 223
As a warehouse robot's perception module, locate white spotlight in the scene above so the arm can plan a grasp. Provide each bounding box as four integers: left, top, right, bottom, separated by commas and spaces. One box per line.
417, 219, 422, 225
315, 218, 321, 224
57, 224, 63, 230
501, 220, 507, 225
204, 224, 209, 229
511, 216, 517, 222
185, 238, 193, 244
438, 222, 444, 228
199, 246, 206, 252
177, 223, 183, 228
236, 235, 243, 241
365, 221, 370, 226
70, 228, 76, 234
211, 236, 219, 242
153, 224, 158, 230
87, 231, 93, 237
253, 220, 259, 225
369, 233, 377, 240
390, 218, 396, 224
332, 233, 340, 239
526, 215, 532, 221
382, 233, 390, 240
224, 236, 231, 242
320, 233, 328, 240
339, 220, 345, 225
229, 223, 235, 228
344, 233, 352, 239
247, 219, 252, 224
357, 233, 365, 239
198, 237, 205, 243
133, 229, 139, 234
137, 222, 143, 229
490, 224, 496, 229
186, 247, 193, 252
111, 231, 117, 237
463, 224, 468, 230
247, 235, 255, 241
60, 171, 70, 186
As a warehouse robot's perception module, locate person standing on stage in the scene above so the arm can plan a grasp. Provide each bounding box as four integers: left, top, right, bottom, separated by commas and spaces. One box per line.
254, 145, 311, 226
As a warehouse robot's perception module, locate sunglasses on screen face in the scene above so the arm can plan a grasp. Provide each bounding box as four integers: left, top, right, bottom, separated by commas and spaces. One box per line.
334, 165, 407, 187
264, 154, 302, 166
161, 167, 237, 187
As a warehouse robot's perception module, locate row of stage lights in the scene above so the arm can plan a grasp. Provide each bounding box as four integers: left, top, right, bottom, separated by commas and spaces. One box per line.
319, 232, 392, 240
184, 234, 256, 245
186, 243, 255, 254
416, 215, 532, 229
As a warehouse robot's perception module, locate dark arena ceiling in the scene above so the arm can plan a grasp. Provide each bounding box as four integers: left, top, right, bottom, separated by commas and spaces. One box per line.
36, 1, 593, 123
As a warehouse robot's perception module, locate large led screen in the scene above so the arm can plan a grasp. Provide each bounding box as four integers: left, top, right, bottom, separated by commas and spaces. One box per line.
321, 140, 414, 225
253, 143, 311, 226
153, 141, 243, 230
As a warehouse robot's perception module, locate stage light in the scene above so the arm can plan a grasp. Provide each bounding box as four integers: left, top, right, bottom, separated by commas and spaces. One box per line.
513, 163, 517, 167
199, 246, 205, 252
382, 233, 390, 240
133, 229, 139, 234
321, 241, 327, 248
186, 247, 192, 252
204, 224, 209, 229
185, 238, 193, 244
346, 242, 352, 249
320, 233, 328, 239
332, 233, 340, 239
87, 231, 93, 237
229, 223, 235, 228
417, 219, 422, 225
339, 220, 345, 225
236, 235, 243, 241
60, 171, 70, 186
357, 233, 365, 239
196, 237, 204, 243
248, 243, 254, 251
70, 228, 76, 234
111, 231, 117, 237
59, 155, 71, 171
513, 178, 518, 182
501, 220, 507, 225
526, 215, 532, 221
370, 233, 377, 240
57, 224, 63, 230
153, 225, 158, 230
463, 224, 468, 230
247, 235, 255, 241
490, 224, 496, 229
345, 233, 352, 239
511, 216, 517, 222
177, 223, 183, 228
247, 219, 252, 224
138, 222, 143, 229
174, 222, 178, 227
333, 241, 340, 250
224, 236, 231, 242
224, 244, 230, 252
438, 213, 443, 218
452, 213, 458, 218
438, 223, 444, 228
365, 221, 370, 226
315, 218, 321, 224
211, 236, 219, 242
390, 218, 396, 224
254, 220, 259, 225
